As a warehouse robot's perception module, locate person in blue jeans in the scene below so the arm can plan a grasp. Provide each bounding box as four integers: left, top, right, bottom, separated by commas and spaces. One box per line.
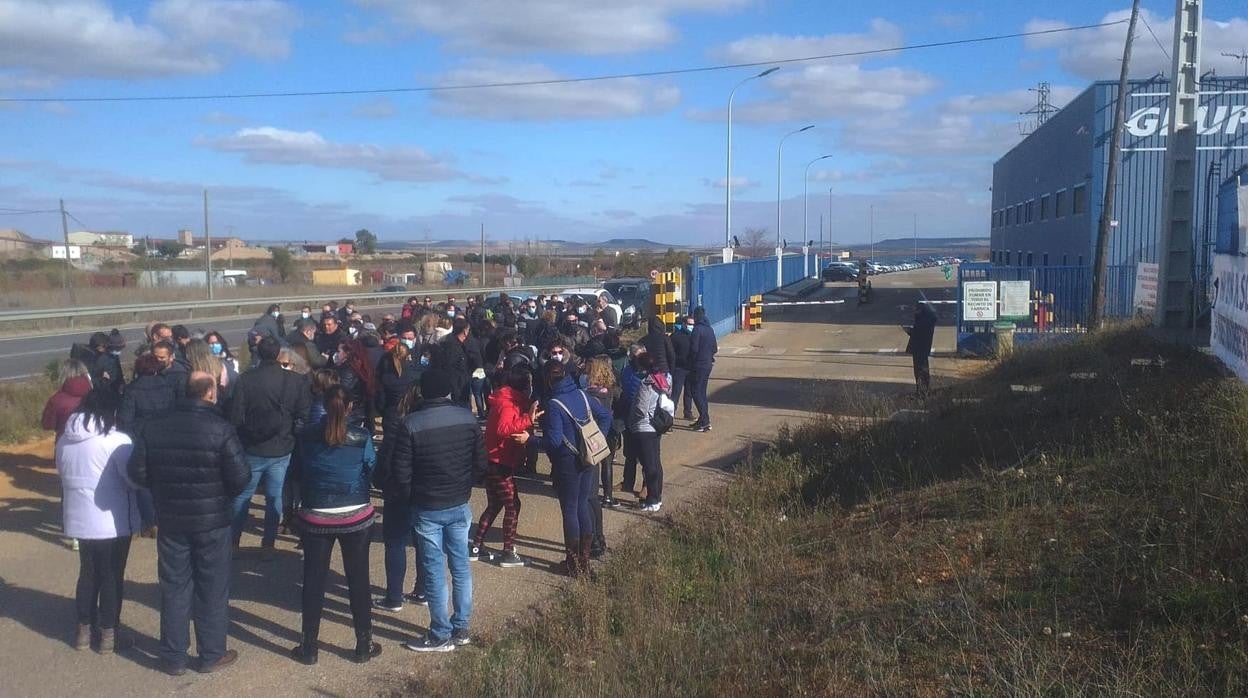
540, 360, 612, 577
227, 337, 311, 554
387, 369, 487, 652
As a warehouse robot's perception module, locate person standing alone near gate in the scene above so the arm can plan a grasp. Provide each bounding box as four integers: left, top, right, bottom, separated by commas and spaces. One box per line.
687, 306, 718, 432
903, 300, 937, 398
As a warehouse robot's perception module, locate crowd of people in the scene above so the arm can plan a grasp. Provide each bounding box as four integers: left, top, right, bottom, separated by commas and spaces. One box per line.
42, 291, 718, 672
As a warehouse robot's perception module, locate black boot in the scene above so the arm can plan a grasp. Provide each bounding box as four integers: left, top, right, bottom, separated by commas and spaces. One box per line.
290, 639, 318, 666
353, 636, 382, 664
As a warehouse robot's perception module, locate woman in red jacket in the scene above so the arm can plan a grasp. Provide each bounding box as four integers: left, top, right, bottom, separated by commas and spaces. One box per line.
471, 365, 541, 568
42, 360, 93, 438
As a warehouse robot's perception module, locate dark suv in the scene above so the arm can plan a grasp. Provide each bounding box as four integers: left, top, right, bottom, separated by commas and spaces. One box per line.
603, 277, 652, 327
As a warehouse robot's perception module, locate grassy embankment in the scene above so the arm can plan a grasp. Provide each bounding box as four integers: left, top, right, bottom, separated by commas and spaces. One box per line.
426, 328, 1248, 696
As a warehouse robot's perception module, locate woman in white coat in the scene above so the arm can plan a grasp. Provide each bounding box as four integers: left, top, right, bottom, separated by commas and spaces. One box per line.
55, 388, 139, 653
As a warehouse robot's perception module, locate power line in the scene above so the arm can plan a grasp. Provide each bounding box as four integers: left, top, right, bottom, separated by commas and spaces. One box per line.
1139, 14, 1171, 64
0, 207, 59, 215
0, 19, 1127, 104
65, 211, 92, 230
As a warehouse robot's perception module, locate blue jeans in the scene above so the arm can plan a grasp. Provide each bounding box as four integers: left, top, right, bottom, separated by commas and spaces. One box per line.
413, 502, 473, 642
136, 488, 157, 529
470, 376, 488, 417
551, 450, 595, 545
381, 498, 423, 605
690, 364, 713, 427
231, 454, 290, 546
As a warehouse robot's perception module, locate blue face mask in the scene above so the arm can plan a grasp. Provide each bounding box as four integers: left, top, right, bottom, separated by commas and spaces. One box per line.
419, 355, 430, 366
210, 342, 223, 355
401, 338, 416, 350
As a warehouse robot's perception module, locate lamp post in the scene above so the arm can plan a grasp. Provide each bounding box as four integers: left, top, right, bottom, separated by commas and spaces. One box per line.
725, 67, 778, 261
827, 186, 834, 260
804, 154, 832, 278
776, 124, 814, 288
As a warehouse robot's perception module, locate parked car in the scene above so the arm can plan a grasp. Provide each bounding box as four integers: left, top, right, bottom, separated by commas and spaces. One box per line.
377, 285, 407, 293
561, 287, 629, 329
821, 264, 858, 282
602, 277, 652, 327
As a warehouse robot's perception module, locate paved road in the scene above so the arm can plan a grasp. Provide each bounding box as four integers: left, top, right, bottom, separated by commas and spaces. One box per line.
0, 304, 405, 381
0, 268, 962, 695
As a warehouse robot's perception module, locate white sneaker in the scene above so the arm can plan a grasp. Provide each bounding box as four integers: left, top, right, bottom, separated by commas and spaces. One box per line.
641, 502, 663, 513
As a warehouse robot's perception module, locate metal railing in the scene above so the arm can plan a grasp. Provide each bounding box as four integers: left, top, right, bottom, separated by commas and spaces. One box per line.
0, 283, 576, 329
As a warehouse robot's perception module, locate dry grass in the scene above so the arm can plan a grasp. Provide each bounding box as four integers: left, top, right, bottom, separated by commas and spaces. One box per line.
0, 373, 56, 444
419, 328, 1248, 696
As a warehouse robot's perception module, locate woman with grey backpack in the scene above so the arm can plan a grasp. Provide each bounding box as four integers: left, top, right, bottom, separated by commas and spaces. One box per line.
628, 352, 674, 513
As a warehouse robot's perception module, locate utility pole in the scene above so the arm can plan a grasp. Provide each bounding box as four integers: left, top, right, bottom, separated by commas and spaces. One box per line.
480, 223, 486, 287
869, 204, 875, 263
1154, 0, 1203, 330
1222, 50, 1248, 77
1089, 0, 1141, 330
913, 212, 918, 261
204, 189, 213, 300
59, 198, 74, 303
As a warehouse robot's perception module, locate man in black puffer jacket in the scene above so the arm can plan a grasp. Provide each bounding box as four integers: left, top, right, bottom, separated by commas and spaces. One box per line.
128, 372, 249, 676
383, 370, 486, 652
226, 337, 310, 551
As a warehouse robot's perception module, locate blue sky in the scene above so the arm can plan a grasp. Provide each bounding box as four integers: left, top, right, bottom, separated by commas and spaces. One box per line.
2, 0, 1247, 247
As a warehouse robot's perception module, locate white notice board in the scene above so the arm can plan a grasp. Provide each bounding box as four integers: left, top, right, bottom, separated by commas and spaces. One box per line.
999, 280, 1031, 319
962, 280, 998, 321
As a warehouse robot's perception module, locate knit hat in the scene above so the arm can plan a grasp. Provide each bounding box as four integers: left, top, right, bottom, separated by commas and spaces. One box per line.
107, 329, 126, 350
420, 369, 453, 399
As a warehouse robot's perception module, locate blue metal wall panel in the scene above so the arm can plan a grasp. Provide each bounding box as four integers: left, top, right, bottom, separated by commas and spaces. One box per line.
692, 253, 811, 338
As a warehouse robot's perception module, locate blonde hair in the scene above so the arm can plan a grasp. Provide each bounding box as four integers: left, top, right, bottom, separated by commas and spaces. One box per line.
184, 339, 222, 383
586, 356, 616, 389
58, 359, 91, 382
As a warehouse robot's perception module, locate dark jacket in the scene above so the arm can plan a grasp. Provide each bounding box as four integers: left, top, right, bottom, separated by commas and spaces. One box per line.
361, 334, 385, 374
298, 425, 375, 510
465, 334, 486, 372
286, 330, 327, 370
384, 398, 486, 511
117, 373, 178, 434
375, 354, 421, 425
540, 376, 612, 459
314, 328, 348, 358
436, 334, 471, 398
643, 317, 676, 374
689, 317, 718, 369
227, 360, 311, 457
89, 351, 124, 396
670, 329, 692, 371
128, 400, 250, 533
42, 376, 92, 437
252, 313, 285, 344
905, 303, 938, 360
338, 365, 374, 429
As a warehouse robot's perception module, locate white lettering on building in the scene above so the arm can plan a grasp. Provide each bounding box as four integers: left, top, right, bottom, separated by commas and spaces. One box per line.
1125, 103, 1248, 138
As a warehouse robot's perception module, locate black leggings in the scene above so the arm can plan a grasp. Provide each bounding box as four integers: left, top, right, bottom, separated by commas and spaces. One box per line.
635, 431, 663, 503
300, 526, 372, 646
76, 537, 132, 629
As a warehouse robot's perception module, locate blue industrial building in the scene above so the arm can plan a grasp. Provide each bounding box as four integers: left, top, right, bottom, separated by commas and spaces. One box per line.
989, 77, 1248, 315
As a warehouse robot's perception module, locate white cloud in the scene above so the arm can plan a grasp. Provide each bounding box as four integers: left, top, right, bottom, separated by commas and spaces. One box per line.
945, 85, 1082, 115
352, 0, 746, 54
1024, 9, 1248, 80
704, 176, 757, 190
696, 21, 937, 123
206, 126, 464, 183
0, 0, 297, 87
431, 61, 680, 120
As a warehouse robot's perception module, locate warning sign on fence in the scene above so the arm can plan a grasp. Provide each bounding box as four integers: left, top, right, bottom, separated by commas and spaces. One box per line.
1134, 262, 1158, 315
963, 281, 998, 321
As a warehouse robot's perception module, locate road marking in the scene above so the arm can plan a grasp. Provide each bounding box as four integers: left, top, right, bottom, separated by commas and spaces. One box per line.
0, 373, 41, 382
765, 348, 787, 355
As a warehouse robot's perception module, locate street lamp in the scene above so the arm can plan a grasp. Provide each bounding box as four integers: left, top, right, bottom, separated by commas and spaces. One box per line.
776, 124, 814, 287
827, 185, 834, 260
804, 154, 832, 278
725, 67, 778, 257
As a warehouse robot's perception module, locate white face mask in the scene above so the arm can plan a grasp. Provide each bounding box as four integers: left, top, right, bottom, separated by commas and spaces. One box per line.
446, 310, 456, 318
348, 327, 358, 337
301, 312, 310, 319
271, 311, 280, 318
401, 338, 416, 349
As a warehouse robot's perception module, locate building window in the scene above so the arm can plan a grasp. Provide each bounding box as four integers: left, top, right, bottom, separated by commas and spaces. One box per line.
1004, 207, 1011, 226
1054, 189, 1066, 217
1040, 195, 1050, 220
1025, 200, 1034, 223
1043, 253, 1049, 266
1015, 203, 1023, 225
1027, 252, 1034, 266
1062, 254, 1068, 265
1005, 250, 1011, 265
1017, 251, 1023, 267
1078, 255, 1084, 266
1073, 184, 1087, 214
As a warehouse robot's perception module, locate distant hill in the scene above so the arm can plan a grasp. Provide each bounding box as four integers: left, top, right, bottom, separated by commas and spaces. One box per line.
872, 236, 989, 250
375, 237, 685, 253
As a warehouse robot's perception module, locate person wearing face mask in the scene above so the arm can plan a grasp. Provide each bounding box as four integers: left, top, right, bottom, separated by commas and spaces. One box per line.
401, 297, 421, 323
668, 316, 695, 421
560, 314, 589, 352
374, 336, 421, 443
86, 331, 125, 397
203, 332, 241, 386
434, 318, 473, 409
495, 294, 517, 330
252, 304, 286, 345
515, 301, 538, 346
337, 300, 358, 326
300, 305, 313, 322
